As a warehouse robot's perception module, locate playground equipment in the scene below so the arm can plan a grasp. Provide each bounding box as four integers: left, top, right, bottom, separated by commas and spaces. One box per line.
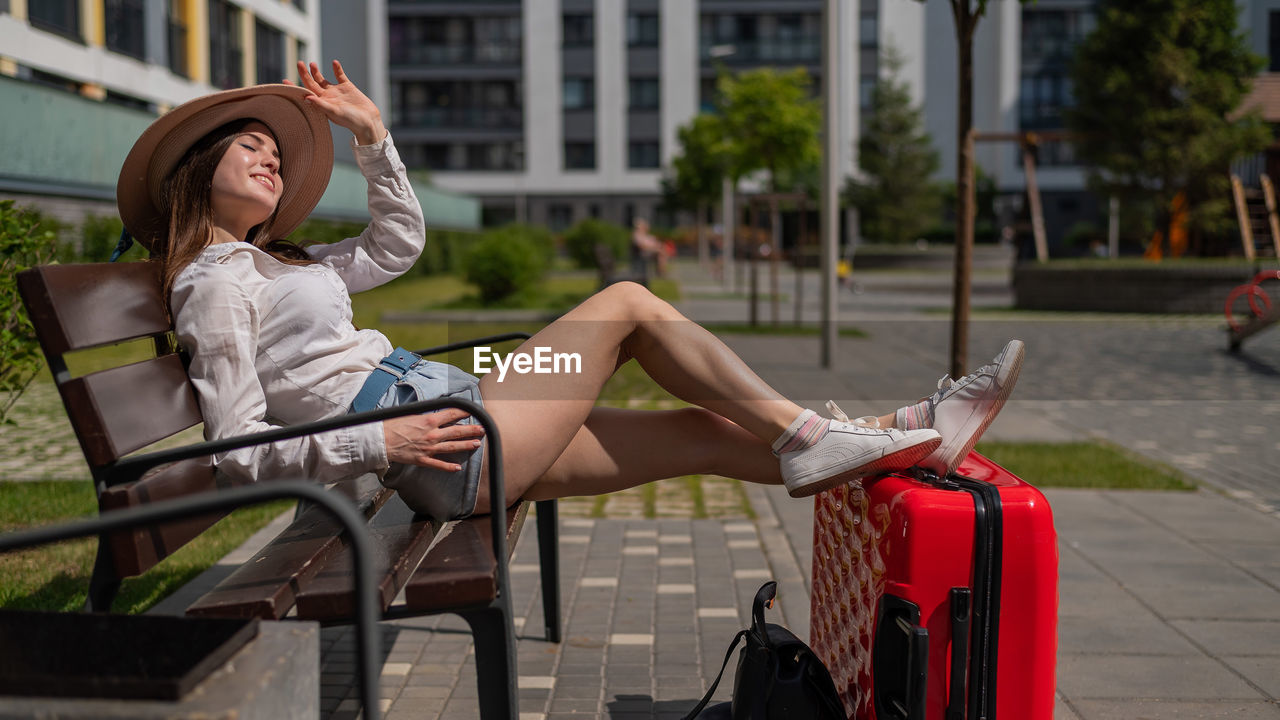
1225, 269, 1280, 351
1230, 173, 1280, 260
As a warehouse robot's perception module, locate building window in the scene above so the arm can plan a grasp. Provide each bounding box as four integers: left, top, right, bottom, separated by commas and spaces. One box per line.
296, 38, 308, 66
564, 77, 594, 110
860, 12, 877, 47
208, 0, 243, 90
467, 142, 522, 171
627, 13, 659, 48
628, 141, 660, 169
167, 0, 189, 77
564, 142, 596, 170
255, 20, 285, 84
422, 142, 523, 172
629, 77, 659, 110
1020, 6, 1092, 141
563, 13, 593, 48
29, 0, 81, 40
104, 0, 146, 60
548, 204, 573, 231
1271, 11, 1280, 72
475, 16, 522, 64
396, 80, 522, 129
390, 16, 521, 65
700, 77, 718, 113
860, 76, 876, 111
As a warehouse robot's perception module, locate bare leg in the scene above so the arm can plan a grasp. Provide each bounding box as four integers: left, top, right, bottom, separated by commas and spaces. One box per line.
475, 406, 780, 513
476, 282, 804, 507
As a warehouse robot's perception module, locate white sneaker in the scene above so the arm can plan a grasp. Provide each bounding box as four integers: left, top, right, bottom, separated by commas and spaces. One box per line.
910, 339, 1025, 476
776, 420, 941, 498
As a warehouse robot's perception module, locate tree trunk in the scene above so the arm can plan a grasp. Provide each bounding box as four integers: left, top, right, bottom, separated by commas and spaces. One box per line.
950, 0, 976, 379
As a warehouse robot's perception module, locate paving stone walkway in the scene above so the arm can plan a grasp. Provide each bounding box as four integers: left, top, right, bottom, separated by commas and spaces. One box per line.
9, 257, 1280, 719
317, 511, 785, 720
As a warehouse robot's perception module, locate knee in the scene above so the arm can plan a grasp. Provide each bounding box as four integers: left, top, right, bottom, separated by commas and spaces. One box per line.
599, 280, 671, 322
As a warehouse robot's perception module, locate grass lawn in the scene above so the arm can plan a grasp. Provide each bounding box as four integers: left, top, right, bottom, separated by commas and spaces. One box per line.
0, 481, 293, 613
975, 440, 1195, 490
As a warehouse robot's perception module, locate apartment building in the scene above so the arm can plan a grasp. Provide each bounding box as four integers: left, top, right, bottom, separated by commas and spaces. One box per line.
0, 1, 481, 232
384, 0, 863, 230
0, 0, 318, 223
381, 0, 1280, 248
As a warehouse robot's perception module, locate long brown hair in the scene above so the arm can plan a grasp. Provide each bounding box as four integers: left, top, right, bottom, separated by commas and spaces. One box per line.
155, 118, 315, 303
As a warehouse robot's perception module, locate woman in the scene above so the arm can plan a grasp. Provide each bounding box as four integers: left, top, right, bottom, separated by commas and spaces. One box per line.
114, 61, 1022, 520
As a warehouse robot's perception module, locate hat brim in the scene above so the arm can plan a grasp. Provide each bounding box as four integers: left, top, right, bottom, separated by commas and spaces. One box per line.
117, 84, 333, 249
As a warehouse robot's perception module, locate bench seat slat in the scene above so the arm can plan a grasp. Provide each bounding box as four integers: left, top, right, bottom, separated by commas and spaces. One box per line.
292, 495, 442, 620
401, 503, 528, 613
185, 476, 389, 620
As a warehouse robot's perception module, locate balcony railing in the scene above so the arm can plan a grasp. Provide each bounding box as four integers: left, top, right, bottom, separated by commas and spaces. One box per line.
391, 42, 522, 66
397, 107, 523, 130
699, 38, 820, 63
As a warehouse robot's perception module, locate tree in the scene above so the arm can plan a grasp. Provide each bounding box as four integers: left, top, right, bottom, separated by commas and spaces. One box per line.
915, 0, 1034, 378
715, 67, 822, 323
846, 45, 941, 244
1067, 0, 1270, 254
715, 67, 821, 194
665, 113, 734, 264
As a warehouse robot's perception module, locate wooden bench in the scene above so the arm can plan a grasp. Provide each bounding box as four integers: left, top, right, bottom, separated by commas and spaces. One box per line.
16, 262, 560, 720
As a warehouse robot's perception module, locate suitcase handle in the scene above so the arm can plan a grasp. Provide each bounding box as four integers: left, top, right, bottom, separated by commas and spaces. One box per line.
948, 587, 972, 720
873, 595, 929, 720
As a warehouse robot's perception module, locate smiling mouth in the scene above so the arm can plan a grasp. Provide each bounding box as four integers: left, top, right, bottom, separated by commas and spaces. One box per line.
252, 175, 275, 191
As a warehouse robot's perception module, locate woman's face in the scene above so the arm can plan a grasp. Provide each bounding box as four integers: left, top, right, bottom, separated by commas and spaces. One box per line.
209, 121, 282, 234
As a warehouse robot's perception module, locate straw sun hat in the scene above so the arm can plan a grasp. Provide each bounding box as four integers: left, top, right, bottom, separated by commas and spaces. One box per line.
116, 84, 333, 250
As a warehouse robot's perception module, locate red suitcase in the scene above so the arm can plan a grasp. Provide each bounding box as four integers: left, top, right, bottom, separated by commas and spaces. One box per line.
810, 451, 1058, 720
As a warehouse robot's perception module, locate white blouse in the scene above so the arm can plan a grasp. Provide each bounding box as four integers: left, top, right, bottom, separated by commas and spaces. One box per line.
170, 134, 425, 484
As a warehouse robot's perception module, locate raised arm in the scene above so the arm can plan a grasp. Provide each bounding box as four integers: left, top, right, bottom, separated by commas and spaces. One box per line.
287, 60, 426, 292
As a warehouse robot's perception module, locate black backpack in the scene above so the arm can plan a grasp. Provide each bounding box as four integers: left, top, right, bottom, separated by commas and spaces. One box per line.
683, 581, 846, 720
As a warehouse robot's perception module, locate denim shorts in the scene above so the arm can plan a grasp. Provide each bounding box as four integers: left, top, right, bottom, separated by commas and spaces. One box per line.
369, 359, 484, 521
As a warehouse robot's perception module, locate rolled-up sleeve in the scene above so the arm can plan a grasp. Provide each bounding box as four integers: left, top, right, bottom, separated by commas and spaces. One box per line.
306, 133, 426, 294
172, 263, 389, 484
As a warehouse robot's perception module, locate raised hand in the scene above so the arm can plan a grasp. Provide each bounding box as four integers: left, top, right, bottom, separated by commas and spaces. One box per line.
285, 60, 387, 146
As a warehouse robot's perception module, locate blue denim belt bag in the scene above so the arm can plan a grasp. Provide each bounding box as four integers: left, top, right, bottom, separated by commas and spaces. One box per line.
350, 347, 485, 520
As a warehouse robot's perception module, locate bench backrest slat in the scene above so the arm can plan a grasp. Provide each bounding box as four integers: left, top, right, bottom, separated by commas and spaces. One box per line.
18, 262, 169, 355
60, 355, 204, 467
17, 262, 232, 580
98, 457, 223, 576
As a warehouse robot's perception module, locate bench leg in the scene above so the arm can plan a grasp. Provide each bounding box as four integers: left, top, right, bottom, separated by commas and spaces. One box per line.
535, 499, 561, 643
461, 601, 519, 720
84, 539, 121, 612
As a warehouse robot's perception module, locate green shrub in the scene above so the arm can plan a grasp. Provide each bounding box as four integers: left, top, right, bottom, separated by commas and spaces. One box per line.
562, 218, 629, 269
288, 218, 368, 247
462, 225, 550, 303
416, 228, 477, 276
80, 214, 127, 262
0, 201, 60, 423
499, 222, 555, 261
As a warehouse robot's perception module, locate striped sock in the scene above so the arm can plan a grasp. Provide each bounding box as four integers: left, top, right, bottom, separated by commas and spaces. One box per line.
895, 400, 934, 430
770, 410, 832, 457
